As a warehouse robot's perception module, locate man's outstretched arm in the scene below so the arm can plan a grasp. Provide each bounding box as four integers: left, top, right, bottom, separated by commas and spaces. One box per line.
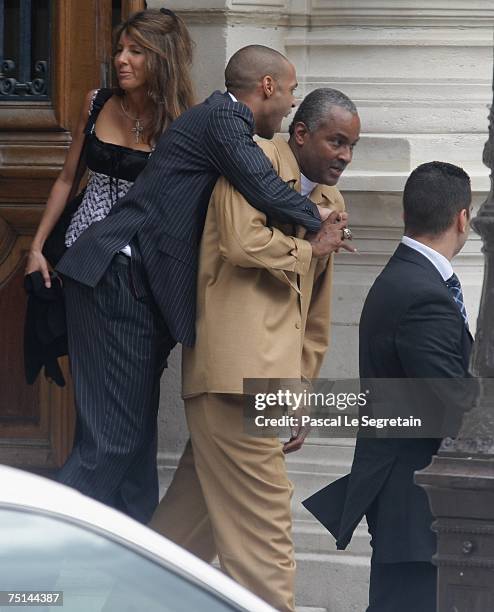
204, 103, 322, 232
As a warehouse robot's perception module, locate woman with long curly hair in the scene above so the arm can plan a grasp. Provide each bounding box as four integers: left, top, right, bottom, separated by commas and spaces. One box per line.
25, 8, 194, 522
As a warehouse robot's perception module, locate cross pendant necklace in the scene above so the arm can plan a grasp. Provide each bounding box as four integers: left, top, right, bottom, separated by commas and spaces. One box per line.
120, 98, 146, 144
131, 120, 144, 144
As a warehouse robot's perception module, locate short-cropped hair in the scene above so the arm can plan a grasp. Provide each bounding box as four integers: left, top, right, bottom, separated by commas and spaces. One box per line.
288, 88, 357, 135
403, 161, 471, 237
225, 45, 289, 93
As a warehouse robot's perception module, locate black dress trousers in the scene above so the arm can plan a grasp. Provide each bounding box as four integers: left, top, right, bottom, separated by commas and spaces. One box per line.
58, 252, 175, 523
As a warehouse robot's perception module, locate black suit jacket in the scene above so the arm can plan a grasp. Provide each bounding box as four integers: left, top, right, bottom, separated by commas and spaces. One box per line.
57, 91, 321, 345
304, 243, 474, 563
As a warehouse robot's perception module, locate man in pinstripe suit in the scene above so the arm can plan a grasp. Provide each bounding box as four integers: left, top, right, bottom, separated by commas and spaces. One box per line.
150, 88, 360, 611
55, 46, 351, 523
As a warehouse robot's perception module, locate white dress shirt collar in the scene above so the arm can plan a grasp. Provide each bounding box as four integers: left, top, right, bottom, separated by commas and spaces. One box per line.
300, 173, 318, 197
401, 235, 453, 281
227, 91, 238, 102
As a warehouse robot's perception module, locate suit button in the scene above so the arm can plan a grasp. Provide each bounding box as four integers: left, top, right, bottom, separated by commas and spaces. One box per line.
295, 322, 301, 329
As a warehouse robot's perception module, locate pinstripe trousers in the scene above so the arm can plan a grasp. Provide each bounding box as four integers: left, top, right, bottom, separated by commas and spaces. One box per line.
58, 253, 175, 523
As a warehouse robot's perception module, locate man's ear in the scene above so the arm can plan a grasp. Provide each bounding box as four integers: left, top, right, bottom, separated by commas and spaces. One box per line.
261, 75, 275, 98
292, 122, 309, 146
458, 207, 469, 233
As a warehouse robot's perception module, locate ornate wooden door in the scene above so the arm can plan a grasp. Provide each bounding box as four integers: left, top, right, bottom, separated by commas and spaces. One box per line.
0, 0, 144, 472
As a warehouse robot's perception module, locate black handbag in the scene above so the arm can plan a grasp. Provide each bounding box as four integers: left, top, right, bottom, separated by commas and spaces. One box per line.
42, 140, 87, 268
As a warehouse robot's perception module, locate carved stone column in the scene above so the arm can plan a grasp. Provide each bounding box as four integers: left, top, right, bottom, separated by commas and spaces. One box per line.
415, 49, 494, 612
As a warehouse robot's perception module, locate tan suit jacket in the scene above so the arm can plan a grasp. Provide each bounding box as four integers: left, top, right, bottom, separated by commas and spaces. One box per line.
182, 135, 345, 397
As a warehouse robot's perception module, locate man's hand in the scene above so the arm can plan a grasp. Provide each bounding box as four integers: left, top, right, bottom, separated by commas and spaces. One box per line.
307, 210, 356, 257
283, 405, 311, 454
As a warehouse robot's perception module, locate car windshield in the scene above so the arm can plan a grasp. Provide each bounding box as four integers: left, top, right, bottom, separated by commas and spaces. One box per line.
0, 508, 239, 612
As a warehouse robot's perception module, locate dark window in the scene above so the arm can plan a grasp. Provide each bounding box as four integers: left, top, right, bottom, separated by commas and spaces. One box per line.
112, 0, 122, 30
0, 0, 51, 99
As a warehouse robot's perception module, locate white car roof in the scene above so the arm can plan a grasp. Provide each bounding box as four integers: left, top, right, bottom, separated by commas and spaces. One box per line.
0, 465, 275, 612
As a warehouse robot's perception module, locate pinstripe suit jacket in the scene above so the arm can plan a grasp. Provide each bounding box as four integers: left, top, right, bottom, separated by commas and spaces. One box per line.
57, 91, 321, 346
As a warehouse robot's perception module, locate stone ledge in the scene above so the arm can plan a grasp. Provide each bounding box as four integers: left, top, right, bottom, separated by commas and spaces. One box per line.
285, 29, 494, 48
308, 0, 494, 28
338, 171, 490, 192
293, 519, 371, 556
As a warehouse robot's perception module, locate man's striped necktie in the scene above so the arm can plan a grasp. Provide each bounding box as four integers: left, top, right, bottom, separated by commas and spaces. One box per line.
446, 273, 469, 329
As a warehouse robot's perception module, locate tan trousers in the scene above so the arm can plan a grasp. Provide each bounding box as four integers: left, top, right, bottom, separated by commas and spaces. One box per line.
149, 393, 295, 612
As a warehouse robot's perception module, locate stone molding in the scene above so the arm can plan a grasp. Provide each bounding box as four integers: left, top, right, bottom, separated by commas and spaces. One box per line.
308, 0, 494, 27
285, 29, 494, 48
171, 0, 494, 28
230, 0, 287, 8
173, 9, 288, 27
435, 519, 494, 536
435, 555, 494, 569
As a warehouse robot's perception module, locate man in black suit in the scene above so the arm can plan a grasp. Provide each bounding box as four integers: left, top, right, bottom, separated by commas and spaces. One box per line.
304, 162, 473, 611
55, 46, 350, 521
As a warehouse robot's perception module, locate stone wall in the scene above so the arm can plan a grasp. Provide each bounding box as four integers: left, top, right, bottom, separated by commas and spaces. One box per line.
149, 1, 492, 609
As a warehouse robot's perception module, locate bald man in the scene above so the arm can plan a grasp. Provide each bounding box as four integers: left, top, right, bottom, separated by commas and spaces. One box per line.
150, 88, 360, 611
55, 45, 351, 522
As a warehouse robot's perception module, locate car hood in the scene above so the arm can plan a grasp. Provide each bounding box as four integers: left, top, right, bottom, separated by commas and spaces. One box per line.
0, 465, 275, 612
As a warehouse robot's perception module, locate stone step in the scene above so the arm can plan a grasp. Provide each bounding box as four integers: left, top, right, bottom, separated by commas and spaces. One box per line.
212, 552, 367, 612
293, 518, 371, 557
285, 440, 356, 474
291, 471, 347, 518
295, 552, 369, 612
158, 446, 354, 510
286, 442, 355, 523
157, 444, 370, 612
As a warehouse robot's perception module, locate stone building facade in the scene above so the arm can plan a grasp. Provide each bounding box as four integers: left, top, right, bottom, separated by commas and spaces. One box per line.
151, 2, 493, 609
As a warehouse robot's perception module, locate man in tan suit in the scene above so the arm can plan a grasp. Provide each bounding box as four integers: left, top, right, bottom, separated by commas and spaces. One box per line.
150, 88, 361, 611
